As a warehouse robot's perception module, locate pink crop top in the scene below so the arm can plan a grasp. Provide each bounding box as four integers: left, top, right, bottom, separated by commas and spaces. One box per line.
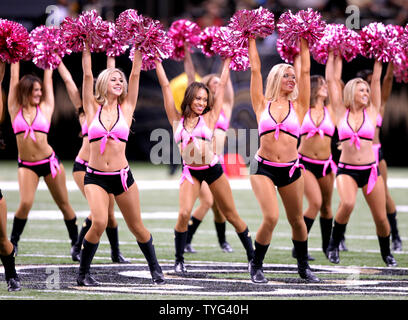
12, 106, 50, 141
258, 101, 300, 139
338, 108, 374, 150
174, 115, 213, 150
376, 113, 382, 128
215, 109, 229, 131
88, 105, 129, 154
300, 106, 335, 139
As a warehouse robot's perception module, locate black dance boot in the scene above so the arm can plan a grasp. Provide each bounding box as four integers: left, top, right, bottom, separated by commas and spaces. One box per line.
387, 212, 402, 252
378, 235, 397, 267
77, 239, 99, 286
71, 218, 92, 262
0, 247, 21, 292
10, 217, 27, 255
292, 239, 320, 283
237, 227, 255, 262
249, 241, 269, 284
64, 217, 78, 247
326, 221, 347, 263
174, 230, 188, 274
184, 217, 201, 253
215, 221, 233, 253
138, 235, 165, 285
320, 217, 333, 255
292, 217, 315, 261
106, 226, 130, 263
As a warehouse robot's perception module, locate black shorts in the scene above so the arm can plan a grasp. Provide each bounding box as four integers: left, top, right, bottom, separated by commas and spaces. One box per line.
0, 189, 3, 200
250, 156, 302, 187
18, 153, 61, 178
84, 166, 135, 196
299, 156, 333, 180
188, 163, 224, 185
72, 160, 87, 173
336, 162, 379, 188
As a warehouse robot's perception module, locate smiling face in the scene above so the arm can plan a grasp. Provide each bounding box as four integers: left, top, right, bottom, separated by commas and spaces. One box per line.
29, 82, 42, 106
280, 68, 296, 94
190, 88, 208, 115
107, 71, 124, 97
354, 82, 370, 107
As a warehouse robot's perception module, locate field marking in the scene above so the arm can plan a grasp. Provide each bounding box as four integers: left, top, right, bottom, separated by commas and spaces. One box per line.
1, 177, 408, 191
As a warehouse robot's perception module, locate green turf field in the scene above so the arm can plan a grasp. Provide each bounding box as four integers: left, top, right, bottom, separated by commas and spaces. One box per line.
0, 160, 407, 300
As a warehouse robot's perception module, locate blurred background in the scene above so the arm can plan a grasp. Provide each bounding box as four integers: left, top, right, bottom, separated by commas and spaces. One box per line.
0, 0, 407, 169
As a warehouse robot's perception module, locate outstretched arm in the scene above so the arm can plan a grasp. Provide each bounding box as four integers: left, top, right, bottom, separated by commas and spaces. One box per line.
155, 60, 181, 125
209, 57, 231, 127
82, 43, 95, 114
295, 38, 311, 122
57, 61, 82, 109
8, 62, 20, 116
107, 56, 115, 69
370, 60, 382, 113
326, 51, 344, 121
123, 48, 142, 114
248, 38, 264, 114
380, 62, 393, 115
41, 68, 54, 115
222, 72, 234, 120
184, 44, 196, 86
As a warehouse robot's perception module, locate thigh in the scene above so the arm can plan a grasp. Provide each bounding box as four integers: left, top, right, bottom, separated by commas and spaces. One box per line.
208, 174, 237, 216
278, 174, 304, 221
336, 174, 358, 205
84, 184, 110, 224
73, 171, 86, 197
179, 178, 202, 213
250, 174, 280, 223
107, 194, 117, 223
44, 163, 70, 205
304, 170, 323, 206
115, 183, 150, 242
318, 172, 335, 207
0, 197, 8, 239
198, 181, 213, 205
17, 167, 40, 204
363, 175, 387, 222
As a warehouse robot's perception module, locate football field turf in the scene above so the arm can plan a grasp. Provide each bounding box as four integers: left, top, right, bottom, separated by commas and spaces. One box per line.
0, 160, 407, 301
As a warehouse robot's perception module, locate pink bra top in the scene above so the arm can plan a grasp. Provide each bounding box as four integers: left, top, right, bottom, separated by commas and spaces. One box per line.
215, 109, 229, 131
81, 119, 88, 137
258, 101, 300, 139
174, 115, 213, 150
376, 113, 383, 128
338, 108, 374, 150
12, 106, 50, 141
300, 106, 335, 139
88, 105, 129, 154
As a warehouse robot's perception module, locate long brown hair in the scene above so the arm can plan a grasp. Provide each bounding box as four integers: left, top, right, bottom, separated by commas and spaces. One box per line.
310, 75, 326, 107
180, 82, 213, 117
16, 74, 43, 106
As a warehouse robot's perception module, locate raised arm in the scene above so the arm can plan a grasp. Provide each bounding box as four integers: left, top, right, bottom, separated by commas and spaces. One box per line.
248, 38, 264, 114
155, 60, 181, 125
57, 61, 82, 109
107, 56, 115, 69
7, 62, 20, 116
82, 43, 95, 114
184, 44, 195, 86
380, 62, 393, 115
122, 48, 142, 115
293, 42, 301, 85
295, 38, 311, 121
326, 51, 344, 121
370, 60, 382, 113
208, 57, 231, 127
222, 73, 234, 120
41, 68, 55, 115
0, 61, 4, 121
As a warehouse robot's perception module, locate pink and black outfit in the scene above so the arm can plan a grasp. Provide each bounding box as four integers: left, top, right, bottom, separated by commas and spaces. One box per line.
299, 106, 337, 179
372, 114, 384, 164
336, 108, 378, 194
250, 101, 304, 187
84, 105, 134, 195
175, 115, 223, 185
72, 116, 89, 172
13, 106, 61, 178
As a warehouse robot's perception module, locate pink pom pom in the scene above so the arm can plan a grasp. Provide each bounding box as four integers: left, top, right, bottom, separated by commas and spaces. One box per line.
311, 24, 360, 64
0, 19, 30, 63
60, 10, 108, 53
276, 38, 299, 64
277, 8, 326, 47
29, 26, 69, 70
359, 22, 397, 62
167, 19, 201, 61
212, 26, 249, 71
128, 16, 174, 71
228, 6, 275, 41
198, 26, 219, 57
105, 22, 129, 57
115, 9, 144, 45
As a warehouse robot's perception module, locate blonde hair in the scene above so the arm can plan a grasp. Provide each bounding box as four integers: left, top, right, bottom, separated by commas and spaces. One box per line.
95, 68, 128, 106
343, 78, 370, 109
265, 63, 298, 102
201, 73, 219, 88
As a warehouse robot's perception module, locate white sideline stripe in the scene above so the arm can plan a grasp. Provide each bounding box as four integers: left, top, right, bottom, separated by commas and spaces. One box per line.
1, 177, 408, 191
